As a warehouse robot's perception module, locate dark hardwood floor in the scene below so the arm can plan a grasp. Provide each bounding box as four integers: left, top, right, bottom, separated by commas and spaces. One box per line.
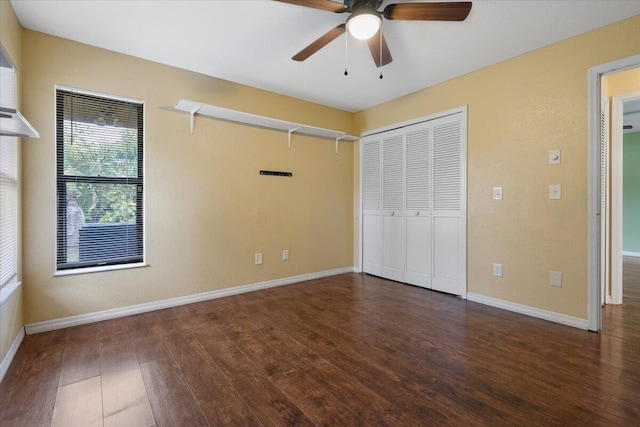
602, 256, 640, 342
1, 272, 640, 426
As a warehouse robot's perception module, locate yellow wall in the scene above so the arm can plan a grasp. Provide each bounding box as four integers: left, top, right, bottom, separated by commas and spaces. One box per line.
603, 67, 640, 97
0, 0, 24, 363
354, 15, 640, 319
21, 30, 355, 324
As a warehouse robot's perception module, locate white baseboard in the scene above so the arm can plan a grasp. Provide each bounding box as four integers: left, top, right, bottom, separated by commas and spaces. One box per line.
25, 266, 358, 335
0, 327, 25, 383
466, 293, 589, 330
622, 251, 640, 258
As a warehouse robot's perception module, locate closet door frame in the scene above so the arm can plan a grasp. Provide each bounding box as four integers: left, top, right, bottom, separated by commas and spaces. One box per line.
359, 106, 467, 297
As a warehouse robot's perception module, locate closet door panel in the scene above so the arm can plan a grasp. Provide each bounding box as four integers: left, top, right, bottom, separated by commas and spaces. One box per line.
405, 126, 431, 288
431, 113, 466, 296
362, 138, 382, 276
363, 215, 382, 275
381, 132, 405, 282
432, 216, 461, 290
405, 215, 430, 287
382, 216, 405, 282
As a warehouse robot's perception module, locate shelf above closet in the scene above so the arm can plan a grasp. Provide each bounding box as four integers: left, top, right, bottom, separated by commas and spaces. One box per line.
174, 99, 358, 153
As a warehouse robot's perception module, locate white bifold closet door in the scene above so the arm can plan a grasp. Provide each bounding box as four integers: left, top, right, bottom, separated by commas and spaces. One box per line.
361, 110, 466, 297
362, 138, 382, 276
405, 126, 431, 288
431, 114, 465, 296
381, 131, 405, 282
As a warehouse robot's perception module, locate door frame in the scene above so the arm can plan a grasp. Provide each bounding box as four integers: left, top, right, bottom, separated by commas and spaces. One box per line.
587, 53, 640, 331
611, 90, 640, 305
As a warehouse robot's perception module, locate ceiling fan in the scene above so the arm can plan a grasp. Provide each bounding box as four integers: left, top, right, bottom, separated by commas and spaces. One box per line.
276, 1, 472, 67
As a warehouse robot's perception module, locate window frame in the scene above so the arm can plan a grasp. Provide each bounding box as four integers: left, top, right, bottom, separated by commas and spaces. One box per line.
55, 86, 145, 273
0, 44, 19, 292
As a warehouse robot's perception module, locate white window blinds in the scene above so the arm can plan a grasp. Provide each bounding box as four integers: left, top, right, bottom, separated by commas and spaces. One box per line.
0, 64, 18, 288
56, 89, 144, 271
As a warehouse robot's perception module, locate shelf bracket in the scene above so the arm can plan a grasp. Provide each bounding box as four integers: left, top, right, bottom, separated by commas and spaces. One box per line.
335, 135, 346, 154
288, 127, 300, 149
189, 106, 201, 134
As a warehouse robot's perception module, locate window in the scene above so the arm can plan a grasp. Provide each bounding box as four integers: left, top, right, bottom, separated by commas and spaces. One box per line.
56, 88, 143, 271
0, 134, 18, 289
0, 51, 18, 290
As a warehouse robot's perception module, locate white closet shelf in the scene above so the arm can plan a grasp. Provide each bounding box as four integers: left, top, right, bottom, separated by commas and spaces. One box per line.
174, 99, 358, 152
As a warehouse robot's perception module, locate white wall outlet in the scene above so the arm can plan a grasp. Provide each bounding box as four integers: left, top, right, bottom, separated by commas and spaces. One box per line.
550, 271, 563, 287
549, 184, 561, 200
549, 150, 561, 165
255, 253, 263, 265
493, 187, 503, 200
493, 263, 503, 277
283, 249, 289, 261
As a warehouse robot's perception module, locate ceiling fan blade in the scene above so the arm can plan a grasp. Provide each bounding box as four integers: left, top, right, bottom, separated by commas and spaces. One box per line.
275, 0, 347, 13
292, 24, 346, 61
367, 30, 392, 67
383, 2, 472, 21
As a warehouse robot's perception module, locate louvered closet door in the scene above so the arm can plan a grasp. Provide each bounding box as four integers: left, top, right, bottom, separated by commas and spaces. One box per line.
405, 124, 431, 288
362, 138, 382, 276
431, 113, 466, 296
382, 131, 406, 282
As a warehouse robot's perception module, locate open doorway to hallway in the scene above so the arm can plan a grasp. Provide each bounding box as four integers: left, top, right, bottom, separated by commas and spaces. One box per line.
601, 67, 640, 340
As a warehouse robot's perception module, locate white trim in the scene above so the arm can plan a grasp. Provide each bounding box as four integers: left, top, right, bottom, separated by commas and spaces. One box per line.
54, 262, 147, 277
587, 53, 640, 332
623, 251, 640, 258
467, 293, 589, 330
0, 326, 25, 383
612, 91, 640, 305
53, 85, 146, 277
0, 281, 20, 306
360, 106, 466, 138
26, 266, 357, 335
55, 84, 144, 104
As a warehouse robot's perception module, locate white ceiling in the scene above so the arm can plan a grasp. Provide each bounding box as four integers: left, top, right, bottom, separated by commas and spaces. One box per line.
10, 0, 640, 112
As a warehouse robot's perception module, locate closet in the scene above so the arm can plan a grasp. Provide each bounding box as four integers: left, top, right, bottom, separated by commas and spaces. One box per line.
361, 109, 466, 297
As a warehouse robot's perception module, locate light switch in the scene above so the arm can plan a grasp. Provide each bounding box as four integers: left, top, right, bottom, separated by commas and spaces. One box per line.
550, 271, 562, 287
549, 150, 561, 165
549, 184, 561, 200
493, 187, 502, 200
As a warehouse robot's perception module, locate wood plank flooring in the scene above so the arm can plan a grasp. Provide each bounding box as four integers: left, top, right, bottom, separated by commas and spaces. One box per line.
1, 272, 640, 426
602, 256, 640, 342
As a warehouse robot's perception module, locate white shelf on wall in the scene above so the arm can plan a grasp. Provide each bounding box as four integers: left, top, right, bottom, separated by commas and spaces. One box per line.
174, 99, 358, 153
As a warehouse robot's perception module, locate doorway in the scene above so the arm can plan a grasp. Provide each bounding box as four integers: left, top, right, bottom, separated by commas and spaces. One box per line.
588, 54, 640, 331
602, 85, 640, 339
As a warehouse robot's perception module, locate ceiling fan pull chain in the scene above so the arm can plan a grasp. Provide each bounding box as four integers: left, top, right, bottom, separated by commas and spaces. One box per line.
344, 32, 349, 76
379, 27, 383, 79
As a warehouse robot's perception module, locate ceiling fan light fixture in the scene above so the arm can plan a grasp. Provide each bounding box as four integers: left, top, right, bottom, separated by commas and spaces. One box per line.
346, 11, 381, 40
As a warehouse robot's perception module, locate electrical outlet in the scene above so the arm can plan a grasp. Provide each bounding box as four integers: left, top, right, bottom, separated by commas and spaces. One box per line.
549, 184, 561, 200
255, 253, 262, 265
493, 187, 503, 200
493, 263, 503, 277
283, 250, 289, 261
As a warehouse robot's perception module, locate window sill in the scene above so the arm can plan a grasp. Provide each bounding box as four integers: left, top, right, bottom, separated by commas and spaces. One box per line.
0, 281, 21, 306
54, 262, 147, 277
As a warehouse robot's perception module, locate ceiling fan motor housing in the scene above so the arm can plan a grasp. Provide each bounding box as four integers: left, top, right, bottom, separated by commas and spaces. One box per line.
344, 0, 384, 13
